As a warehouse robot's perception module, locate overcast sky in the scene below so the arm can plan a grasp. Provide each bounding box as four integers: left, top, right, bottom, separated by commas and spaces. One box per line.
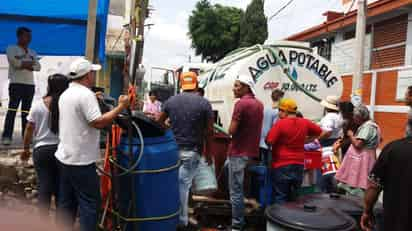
142, 0, 344, 81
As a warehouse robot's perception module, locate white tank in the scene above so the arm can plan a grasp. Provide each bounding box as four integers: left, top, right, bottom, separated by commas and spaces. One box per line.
200, 41, 343, 131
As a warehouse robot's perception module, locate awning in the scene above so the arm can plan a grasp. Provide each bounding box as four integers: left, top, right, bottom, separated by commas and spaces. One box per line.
0, 0, 110, 63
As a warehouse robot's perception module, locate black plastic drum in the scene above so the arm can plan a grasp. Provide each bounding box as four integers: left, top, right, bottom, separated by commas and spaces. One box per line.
297, 193, 384, 231
265, 203, 356, 231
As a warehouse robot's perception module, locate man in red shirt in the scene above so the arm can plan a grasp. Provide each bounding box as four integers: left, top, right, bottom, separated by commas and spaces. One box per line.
227, 75, 263, 231
266, 98, 322, 203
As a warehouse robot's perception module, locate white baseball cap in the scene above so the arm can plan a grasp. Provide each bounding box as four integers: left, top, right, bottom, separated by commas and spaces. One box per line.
236, 74, 257, 95
67, 58, 101, 79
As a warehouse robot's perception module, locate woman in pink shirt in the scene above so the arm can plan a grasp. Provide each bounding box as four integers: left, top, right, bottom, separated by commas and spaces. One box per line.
143, 90, 162, 119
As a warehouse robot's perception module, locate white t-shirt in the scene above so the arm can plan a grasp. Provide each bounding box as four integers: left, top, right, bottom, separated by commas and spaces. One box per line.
319, 112, 343, 139
55, 82, 102, 166
27, 99, 59, 148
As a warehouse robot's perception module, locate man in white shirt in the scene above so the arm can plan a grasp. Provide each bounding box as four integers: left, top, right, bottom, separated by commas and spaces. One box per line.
2, 27, 41, 145
55, 58, 129, 231
319, 95, 343, 193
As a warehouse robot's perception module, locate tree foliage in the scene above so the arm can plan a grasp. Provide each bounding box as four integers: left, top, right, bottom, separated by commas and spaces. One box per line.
188, 0, 243, 62
239, 0, 268, 47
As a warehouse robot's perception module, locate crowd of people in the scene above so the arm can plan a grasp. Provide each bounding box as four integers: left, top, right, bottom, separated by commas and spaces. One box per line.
2, 27, 412, 231
162, 71, 412, 231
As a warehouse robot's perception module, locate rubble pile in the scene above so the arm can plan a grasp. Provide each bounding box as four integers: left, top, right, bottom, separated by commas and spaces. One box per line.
0, 150, 39, 212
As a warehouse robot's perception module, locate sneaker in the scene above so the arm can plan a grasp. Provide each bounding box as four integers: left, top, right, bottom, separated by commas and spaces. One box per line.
2, 138, 11, 146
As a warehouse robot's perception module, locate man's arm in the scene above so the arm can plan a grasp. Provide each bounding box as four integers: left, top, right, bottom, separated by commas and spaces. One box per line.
32, 52, 41, 71
228, 102, 241, 136
318, 117, 333, 139
319, 130, 332, 139
361, 142, 391, 231
228, 119, 239, 136
360, 185, 381, 231
21, 122, 35, 161
266, 122, 280, 146
90, 95, 129, 129
203, 118, 214, 165
306, 119, 323, 139
6, 46, 22, 69
156, 111, 169, 128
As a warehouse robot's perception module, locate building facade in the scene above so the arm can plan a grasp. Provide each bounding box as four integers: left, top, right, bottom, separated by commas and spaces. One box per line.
287, 0, 412, 146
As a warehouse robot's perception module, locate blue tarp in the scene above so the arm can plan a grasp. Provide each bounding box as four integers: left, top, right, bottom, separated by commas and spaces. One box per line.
0, 0, 110, 63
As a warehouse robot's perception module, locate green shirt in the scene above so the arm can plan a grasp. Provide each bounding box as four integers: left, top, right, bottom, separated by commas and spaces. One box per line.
356, 120, 380, 149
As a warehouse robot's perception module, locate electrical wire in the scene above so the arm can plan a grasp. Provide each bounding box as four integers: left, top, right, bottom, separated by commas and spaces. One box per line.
268, 0, 295, 21
346, 0, 356, 14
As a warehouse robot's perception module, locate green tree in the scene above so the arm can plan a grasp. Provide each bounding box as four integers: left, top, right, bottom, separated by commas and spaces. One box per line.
239, 0, 268, 47
188, 0, 243, 62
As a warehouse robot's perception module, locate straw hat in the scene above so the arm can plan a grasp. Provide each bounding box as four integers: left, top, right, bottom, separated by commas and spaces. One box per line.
320, 95, 340, 111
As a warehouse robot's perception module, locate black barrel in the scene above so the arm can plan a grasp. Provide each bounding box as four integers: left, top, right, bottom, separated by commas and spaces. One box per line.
265, 203, 357, 231
297, 193, 384, 231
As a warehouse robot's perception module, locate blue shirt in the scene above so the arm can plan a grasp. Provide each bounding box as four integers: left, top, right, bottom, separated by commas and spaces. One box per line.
259, 107, 279, 149
163, 92, 213, 149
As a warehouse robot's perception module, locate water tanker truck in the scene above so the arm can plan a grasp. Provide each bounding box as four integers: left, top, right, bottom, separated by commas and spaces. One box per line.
199, 41, 344, 130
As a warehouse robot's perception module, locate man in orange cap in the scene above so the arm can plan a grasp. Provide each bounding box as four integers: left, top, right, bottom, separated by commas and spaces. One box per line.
158, 72, 213, 231
266, 98, 322, 203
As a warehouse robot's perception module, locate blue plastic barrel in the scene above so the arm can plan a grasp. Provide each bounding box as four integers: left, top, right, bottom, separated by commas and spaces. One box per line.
117, 130, 180, 231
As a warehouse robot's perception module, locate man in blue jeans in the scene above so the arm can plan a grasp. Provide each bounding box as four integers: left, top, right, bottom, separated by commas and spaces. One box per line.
266, 99, 322, 203
158, 72, 213, 231
2, 27, 41, 145
55, 58, 129, 231
227, 75, 263, 231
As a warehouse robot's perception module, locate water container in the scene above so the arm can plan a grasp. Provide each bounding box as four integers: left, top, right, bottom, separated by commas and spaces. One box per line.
116, 130, 180, 231
193, 156, 217, 195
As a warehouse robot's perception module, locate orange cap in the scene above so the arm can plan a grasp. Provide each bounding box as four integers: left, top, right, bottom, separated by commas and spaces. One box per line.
180, 72, 198, 90
279, 98, 298, 113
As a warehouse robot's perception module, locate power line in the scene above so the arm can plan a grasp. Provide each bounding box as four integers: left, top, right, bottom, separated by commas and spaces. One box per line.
269, 0, 295, 21
346, 0, 356, 14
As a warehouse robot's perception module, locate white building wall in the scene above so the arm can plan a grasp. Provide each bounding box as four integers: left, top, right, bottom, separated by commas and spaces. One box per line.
331, 34, 372, 74
404, 12, 412, 66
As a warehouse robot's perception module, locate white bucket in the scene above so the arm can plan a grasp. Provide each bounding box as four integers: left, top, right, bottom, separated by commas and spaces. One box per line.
193, 156, 217, 195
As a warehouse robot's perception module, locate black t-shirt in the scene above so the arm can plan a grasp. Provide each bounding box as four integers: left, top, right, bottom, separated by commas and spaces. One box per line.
369, 138, 412, 231
163, 92, 213, 150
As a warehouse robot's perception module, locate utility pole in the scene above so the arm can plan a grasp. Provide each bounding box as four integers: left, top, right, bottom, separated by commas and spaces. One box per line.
132, 0, 148, 89
352, 0, 367, 105
85, 0, 97, 61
